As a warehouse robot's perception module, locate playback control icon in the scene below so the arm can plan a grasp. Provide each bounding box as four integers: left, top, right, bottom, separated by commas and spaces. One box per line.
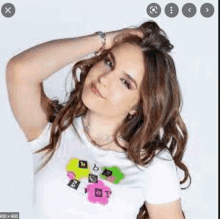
182, 3, 197, 18
200, 3, 214, 18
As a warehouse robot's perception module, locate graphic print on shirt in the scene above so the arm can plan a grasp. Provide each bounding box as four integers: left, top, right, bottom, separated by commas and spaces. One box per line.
65, 158, 125, 205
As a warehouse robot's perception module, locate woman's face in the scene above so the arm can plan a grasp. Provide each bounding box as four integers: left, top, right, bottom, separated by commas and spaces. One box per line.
82, 43, 145, 118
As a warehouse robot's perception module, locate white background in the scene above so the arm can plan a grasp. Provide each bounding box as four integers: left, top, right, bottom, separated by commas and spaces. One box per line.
0, 0, 218, 218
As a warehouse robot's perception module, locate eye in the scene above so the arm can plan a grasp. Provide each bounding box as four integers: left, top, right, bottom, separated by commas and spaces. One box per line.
104, 57, 114, 69
120, 78, 132, 89
104, 55, 132, 89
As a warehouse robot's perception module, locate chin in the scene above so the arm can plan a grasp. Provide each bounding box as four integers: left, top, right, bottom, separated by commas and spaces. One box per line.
81, 91, 100, 112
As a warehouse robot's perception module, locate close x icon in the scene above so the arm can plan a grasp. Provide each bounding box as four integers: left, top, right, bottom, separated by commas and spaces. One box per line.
1, 3, 16, 18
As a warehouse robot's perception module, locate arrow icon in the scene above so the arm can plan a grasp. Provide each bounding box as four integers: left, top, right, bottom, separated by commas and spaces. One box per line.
206, 8, 209, 12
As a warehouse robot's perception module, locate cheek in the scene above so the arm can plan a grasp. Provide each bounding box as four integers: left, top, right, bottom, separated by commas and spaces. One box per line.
111, 92, 136, 109
88, 63, 102, 76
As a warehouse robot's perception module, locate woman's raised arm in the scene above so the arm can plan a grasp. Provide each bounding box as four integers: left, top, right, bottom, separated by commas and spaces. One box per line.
8, 33, 103, 84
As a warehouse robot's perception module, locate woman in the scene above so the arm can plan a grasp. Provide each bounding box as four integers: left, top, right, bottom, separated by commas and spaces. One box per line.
6, 20, 191, 219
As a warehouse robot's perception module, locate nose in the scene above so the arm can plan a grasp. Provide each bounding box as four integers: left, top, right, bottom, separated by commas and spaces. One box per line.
97, 71, 112, 87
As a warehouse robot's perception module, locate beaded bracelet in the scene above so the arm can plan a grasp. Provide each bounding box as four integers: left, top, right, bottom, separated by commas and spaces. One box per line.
94, 31, 106, 56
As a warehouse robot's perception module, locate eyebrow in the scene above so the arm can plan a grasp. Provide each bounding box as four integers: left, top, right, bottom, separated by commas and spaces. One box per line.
108, 51, 138, 89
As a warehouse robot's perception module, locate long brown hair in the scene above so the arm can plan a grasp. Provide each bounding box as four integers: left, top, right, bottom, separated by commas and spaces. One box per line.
35, 20, 191, 218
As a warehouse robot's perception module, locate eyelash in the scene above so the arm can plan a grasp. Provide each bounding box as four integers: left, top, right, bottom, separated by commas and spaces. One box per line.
104, 57, 132, 89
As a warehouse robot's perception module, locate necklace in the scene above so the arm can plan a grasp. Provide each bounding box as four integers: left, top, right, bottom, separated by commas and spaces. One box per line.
81, 115, 123, 147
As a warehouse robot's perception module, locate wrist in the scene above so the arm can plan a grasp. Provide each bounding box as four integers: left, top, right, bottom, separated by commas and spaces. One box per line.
94, 31, 106, 56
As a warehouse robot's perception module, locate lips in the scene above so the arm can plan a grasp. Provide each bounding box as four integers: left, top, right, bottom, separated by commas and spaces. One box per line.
90, 82, 104, 98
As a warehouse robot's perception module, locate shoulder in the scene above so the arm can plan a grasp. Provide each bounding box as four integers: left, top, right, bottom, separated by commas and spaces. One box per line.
145, 149, 173, 166
142, 149, 182, 204
144, 149, 177, 179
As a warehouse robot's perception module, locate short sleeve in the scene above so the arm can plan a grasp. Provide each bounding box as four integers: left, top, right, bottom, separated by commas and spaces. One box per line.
143, 150, 182, 204
26, 122, 52, 154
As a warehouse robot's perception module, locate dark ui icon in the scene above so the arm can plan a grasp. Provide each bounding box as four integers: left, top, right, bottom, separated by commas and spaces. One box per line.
165, 3, 179, 18
200, 3, 214, 18
1, 3, 15, 18
182, 3, 197, 18
146, 3, 161, 18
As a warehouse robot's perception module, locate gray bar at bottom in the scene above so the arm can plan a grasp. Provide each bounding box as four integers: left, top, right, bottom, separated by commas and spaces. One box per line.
0, 212, 19, 218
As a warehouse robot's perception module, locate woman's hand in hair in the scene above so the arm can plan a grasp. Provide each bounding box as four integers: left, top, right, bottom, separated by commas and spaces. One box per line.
105, 27, 144, 50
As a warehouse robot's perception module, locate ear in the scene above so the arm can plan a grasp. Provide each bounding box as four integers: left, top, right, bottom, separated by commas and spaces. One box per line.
129, 109, 137, 116
129, 103, 139, 116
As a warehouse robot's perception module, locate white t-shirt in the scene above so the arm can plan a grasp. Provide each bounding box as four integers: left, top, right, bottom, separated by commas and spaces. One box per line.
27, 115, 181, 219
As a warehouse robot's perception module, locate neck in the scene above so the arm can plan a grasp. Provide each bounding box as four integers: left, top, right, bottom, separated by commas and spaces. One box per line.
83, 111, 124, 142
